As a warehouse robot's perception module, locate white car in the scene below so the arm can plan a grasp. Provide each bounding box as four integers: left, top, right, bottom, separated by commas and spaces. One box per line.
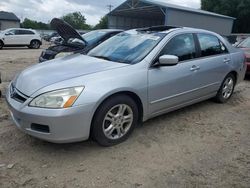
0, 28, 42, 49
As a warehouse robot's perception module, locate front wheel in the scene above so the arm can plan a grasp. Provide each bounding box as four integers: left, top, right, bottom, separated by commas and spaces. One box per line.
215, 73, 236, 103
91, 95, 138, 146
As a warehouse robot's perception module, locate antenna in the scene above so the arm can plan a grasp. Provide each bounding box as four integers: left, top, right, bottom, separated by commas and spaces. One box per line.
107, 4, 114, 12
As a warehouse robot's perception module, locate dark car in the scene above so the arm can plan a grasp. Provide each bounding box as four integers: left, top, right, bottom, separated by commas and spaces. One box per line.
39, 18, 122, 62
43, 32, 59, 42
237, 37, 250, 74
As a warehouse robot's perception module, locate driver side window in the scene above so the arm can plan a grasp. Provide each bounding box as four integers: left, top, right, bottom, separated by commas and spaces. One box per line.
160, 34, 196, 62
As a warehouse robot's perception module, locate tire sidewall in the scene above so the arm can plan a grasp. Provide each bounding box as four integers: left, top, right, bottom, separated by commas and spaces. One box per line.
216, 73, 236, 103
30, 40, 40, 49
92, 95, 139, 146
0, 41, 3, 49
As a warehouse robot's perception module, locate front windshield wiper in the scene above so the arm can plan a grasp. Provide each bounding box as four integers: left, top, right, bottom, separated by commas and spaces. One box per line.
92, 55, 112, 61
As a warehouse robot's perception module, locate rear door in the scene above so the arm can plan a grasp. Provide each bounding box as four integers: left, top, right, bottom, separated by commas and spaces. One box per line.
19, 30, 35, 45
190, 33, 231, 96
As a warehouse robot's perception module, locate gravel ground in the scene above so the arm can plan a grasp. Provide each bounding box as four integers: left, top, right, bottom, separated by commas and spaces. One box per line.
0, 45, 250, 188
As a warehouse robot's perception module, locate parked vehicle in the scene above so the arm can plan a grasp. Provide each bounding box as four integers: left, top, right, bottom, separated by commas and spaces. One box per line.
0, 28, 42, 49
43, 32, 59, 42
237, 37, 250, 74
6, 26, 246, 146
39, 18, 122, 62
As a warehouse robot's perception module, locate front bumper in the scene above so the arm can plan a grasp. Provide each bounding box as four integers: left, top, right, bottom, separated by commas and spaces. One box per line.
5, 86, 95, 143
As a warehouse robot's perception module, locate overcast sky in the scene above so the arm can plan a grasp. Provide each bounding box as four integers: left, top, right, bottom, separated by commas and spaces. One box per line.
0, 0, 200, 25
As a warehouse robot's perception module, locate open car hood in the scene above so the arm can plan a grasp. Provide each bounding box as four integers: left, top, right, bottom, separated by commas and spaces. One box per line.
50, 18, 85, 43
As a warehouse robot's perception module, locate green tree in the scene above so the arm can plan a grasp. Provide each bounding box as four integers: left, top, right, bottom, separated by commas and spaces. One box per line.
21, 18, 50, 29
94, 16, 108, 29
201, 0, 250, 33
61, 12, 91, 30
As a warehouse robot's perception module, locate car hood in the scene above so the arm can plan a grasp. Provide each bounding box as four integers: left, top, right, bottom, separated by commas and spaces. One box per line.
14, 54, 128, 96
50, 18, 85, 43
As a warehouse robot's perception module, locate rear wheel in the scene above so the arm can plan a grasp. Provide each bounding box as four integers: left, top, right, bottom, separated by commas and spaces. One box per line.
215, 73, 236, 103
29, 40, 40, 49
91, 95, 138, 146
0, 41, 3, 49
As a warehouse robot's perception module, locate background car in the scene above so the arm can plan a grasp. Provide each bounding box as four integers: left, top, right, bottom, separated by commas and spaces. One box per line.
39, 18, 122, 62
42, 32, 59, 42
237, 37, 250, 74
0, 28, 42, 49
6, 26, 246, 146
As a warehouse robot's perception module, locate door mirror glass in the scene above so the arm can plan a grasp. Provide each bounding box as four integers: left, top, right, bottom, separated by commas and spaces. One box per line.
158, 55, 179, 66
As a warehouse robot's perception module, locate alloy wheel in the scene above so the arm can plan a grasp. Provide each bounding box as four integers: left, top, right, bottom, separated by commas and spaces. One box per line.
222, 77, 234, 99
102, 104, 133, 140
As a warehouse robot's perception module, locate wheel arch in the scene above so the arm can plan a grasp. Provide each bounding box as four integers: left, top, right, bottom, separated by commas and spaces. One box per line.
229, 71, 238, 83
30, 39, 42, 45
0, 39, 4, 45
91, 90, 144, 130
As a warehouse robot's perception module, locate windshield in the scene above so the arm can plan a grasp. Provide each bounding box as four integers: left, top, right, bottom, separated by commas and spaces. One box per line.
88, 31, 166, 64
238, 37, 250, 48
82, 30, 108, 46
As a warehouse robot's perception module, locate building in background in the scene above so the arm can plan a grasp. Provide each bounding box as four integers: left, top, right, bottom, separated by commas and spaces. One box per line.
0, 11, 20, 30
108, 0, 235, 36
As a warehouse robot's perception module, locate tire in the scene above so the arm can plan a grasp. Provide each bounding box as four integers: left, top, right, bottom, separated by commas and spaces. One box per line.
91, 95, 139, 146
0, 41, 3, 49
29, 40, 41, 49
215, 73, 236, 103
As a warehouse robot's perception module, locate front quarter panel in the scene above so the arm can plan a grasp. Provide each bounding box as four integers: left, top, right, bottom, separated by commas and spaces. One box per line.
31, 62, 149, 121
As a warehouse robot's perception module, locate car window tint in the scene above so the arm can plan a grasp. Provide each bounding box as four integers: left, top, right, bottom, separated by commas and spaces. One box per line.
18, 30, 35, 35
160, 34, 196, 61
197, 33, 227, 57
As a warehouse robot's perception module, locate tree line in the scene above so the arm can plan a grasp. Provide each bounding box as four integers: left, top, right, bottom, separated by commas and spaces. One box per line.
201, 0, 250, 33
21, 12, 107, 30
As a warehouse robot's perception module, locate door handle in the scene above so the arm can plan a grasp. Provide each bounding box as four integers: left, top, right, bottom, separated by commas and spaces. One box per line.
223, 58, 231, 64
190, 65, 200, 71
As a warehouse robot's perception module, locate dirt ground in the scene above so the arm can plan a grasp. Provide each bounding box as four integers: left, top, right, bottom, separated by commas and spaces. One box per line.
0, 45, 250, 188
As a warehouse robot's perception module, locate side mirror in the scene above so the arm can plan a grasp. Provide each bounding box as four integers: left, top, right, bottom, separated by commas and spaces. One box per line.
158, 55, 179, 66
5, 32, 12, 36
67, 38, 86, 47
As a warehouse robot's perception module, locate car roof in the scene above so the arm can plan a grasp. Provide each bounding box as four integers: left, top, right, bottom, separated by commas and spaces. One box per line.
5, 28, 36, 31
130, 25, 220, 36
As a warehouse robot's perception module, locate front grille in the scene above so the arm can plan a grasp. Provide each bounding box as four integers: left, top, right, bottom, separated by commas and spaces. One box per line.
10, 85, 28, 103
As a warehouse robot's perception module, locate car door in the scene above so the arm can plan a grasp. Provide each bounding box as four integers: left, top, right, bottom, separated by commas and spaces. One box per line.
189, 33, 231, 97
16, 30, 31, 45
148, 33, 199, 115
3, 29, 17, 45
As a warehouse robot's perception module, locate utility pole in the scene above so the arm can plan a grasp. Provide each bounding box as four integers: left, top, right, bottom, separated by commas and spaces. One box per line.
107, 4, 114, 12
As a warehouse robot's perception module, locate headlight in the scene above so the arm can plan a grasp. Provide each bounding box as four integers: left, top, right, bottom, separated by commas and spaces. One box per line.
29, 87, 84, 108
55, 52, 74, 58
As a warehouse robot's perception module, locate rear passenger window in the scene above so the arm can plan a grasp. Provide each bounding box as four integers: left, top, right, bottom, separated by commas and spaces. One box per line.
19, 30, 35, 35
197, 33, 227, 57
160, 34, 196, 61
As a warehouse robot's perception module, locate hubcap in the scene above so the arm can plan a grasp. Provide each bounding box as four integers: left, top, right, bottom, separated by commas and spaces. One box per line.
222, 77, 234, 99
102, 104, 133, 140
32, 41, 39, 48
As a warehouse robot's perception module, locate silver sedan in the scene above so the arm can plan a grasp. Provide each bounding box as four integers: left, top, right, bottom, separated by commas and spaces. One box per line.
6, 26, 246, 146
